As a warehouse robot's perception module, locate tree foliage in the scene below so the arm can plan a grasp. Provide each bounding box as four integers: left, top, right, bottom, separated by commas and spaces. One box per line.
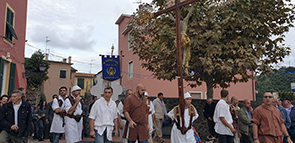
257, 66, 295, 101
24, 50, 50, 89
129, 0, 295, 99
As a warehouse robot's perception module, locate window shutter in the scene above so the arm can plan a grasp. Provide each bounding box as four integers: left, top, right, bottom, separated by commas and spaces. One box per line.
0, 58, 4, 94
8, 62, 16, 96
77, 78, 84, 89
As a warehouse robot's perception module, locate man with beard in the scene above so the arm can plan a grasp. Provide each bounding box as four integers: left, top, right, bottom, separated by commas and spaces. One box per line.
123, 84, 149, 143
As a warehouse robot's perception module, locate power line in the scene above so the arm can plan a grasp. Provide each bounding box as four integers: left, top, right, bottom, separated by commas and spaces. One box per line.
25, 43, 100, 65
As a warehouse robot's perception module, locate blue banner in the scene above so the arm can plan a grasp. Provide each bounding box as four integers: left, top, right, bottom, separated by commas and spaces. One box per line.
102, 55, 121, 82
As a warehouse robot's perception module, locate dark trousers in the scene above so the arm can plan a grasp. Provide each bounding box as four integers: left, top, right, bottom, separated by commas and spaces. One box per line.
240, 127, 253, 143
218, 134, 234, 143
208, 120, 217, 137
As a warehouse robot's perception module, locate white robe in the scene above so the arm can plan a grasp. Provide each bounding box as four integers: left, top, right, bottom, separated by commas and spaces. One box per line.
50, 95, 66, 133
64, 95, 83, 143
117, 101, 128, 143
167, 107, 198, 143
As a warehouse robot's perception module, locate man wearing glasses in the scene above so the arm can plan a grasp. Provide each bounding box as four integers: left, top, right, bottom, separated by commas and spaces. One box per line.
252, 92, 293, 143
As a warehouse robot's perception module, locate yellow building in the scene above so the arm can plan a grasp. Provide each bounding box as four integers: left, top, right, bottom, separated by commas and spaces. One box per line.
75, 73, 96, 97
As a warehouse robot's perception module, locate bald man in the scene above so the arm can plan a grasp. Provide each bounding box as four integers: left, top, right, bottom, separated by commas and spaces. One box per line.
238, 99, 253, 143
123, 84, 149, 143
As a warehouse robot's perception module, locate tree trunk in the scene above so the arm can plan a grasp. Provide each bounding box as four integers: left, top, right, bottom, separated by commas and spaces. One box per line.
205, 74, 214, 99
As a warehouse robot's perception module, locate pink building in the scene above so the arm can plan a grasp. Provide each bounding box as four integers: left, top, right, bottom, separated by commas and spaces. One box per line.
115, 14, 256, 100
0, 0, 27, 95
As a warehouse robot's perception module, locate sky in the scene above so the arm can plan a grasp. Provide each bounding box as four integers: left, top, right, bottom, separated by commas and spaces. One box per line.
25, 0, 295, 74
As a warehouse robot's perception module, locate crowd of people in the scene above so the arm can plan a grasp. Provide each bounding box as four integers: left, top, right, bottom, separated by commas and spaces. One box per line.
204, 90, 295, 143
0, 84, 295, 143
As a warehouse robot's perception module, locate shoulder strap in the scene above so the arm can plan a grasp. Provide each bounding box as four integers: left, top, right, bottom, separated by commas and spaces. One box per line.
189, 104, 196, 116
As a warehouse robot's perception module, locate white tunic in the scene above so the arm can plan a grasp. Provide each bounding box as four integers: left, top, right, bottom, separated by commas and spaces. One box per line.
64, 95, 83, 143
147, 100, 155, 134
89, 97, 117, 141
213, 99, 233, 136
168, 106, 198, 143
50, 95, 66, 133
117, 101, 128, 143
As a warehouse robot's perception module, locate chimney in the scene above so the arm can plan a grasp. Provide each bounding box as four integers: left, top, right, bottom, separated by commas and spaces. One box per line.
45, 53, 49, 60
62, 58, 67, 63
68, 56, 71, 64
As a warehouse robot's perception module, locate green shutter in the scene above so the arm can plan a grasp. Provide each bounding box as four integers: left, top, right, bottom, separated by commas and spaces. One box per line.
5, 7, 18, 40
0, 58, 4, 94
60, 70, 66, 78
77, 78, 84, 89
8, 63, 16, 96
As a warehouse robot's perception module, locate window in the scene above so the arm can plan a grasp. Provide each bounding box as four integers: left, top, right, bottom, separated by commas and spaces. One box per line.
77, 78, 84, 89
128, 61, 133, 79
60, 70, 66, 78
128, 32, 133, 50
190, 91, 203, 99
5, 5, 18, 42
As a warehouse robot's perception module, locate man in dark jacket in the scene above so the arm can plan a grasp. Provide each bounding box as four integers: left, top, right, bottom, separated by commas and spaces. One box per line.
45, 94, 57, 141
0, 90, 32, 143
203, 98, 217, 139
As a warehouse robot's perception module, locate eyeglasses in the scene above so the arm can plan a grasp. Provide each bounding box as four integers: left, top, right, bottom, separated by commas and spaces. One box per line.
263, 96, 273, 99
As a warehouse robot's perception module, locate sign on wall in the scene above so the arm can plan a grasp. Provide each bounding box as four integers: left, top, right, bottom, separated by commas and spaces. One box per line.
102, 55, 121, 82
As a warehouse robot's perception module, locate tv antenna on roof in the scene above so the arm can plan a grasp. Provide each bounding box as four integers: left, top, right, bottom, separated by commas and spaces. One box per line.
133, 0, 142, 4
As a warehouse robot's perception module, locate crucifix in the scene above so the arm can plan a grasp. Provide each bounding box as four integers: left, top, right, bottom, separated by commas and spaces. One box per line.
137, 0, 199, 134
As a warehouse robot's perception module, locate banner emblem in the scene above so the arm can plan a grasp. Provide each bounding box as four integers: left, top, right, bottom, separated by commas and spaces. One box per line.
102, 55, 121, 82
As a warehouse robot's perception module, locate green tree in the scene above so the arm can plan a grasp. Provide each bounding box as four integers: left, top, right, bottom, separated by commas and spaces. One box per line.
24, 50, 50, 89
130, 0, 295, 99
257, 66, 295, 100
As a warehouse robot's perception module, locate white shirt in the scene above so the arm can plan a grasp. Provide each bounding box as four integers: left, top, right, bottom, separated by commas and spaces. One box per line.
89, 97, 117, 140
50, 95, 67, 133
168, 106, 198, 143
117, 101, 124, 117
13, 100, 22, 126
64, 95, 83, 115
147, 100, 155, 133
213, 99, 234, 136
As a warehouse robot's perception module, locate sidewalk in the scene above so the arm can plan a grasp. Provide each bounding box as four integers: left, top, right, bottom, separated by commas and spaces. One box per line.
29, 136, 171, 143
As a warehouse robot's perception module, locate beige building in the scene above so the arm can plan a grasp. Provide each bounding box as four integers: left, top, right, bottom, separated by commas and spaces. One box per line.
74, 72, 95, 97
41, 56, 76, 102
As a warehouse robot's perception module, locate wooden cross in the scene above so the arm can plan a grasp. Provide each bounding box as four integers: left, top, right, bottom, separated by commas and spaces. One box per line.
153, 0, 199, 134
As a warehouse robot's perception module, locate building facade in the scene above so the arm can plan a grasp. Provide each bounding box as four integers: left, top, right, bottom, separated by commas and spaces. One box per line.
0, 0, 28, 96
41, 56, 75, 102
115, 14, 256, 100
75, 72, 95, 97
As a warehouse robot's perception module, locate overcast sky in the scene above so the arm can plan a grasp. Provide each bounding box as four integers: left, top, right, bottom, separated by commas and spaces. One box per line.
25, 0, 295, 74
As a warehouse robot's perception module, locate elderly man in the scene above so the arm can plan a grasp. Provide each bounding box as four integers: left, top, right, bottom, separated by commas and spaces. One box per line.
123, 84, 149, 143
0, 90, 32, 143
167, 92, 199, 143
64, 85, 83, 143
252, 92, 292, 143
89, 87, 118, 143
152, 92, 168, 143
238, 99, 253, 143
230, 96, 241, 143
214, 89, 235, 143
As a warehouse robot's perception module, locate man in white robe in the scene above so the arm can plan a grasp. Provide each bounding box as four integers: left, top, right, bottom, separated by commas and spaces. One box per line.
64, 85, 83, 143
50, 86, 68, 143
168, 92, 199, 143
144, 92, 155, 143
117, 89, 134, 143
89, 87, 118, 143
